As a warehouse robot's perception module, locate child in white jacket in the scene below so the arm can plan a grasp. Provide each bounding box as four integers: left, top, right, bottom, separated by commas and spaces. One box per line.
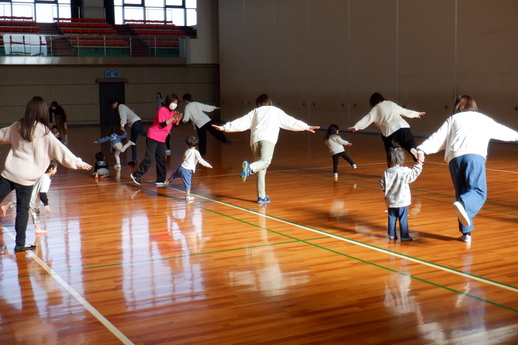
324, 124, 357, 181
168, 136, 212, 201
380, 145, 423, 241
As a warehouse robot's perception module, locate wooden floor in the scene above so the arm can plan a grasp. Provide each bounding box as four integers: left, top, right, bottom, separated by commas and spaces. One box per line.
1, 124, 518, 344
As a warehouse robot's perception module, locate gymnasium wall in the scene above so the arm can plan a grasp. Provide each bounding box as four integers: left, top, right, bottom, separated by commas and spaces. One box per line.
0, 0, 220, 127
218, 0, 518, 137
0, 64, 219, 127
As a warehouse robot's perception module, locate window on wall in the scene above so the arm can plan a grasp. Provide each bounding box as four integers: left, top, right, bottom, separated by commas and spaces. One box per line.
115, 0, 197, 25
0, 0, 195, 25
0, 0, 71, 22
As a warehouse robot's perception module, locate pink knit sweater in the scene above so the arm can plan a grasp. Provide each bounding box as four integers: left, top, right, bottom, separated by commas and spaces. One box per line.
0, 122, 86, 186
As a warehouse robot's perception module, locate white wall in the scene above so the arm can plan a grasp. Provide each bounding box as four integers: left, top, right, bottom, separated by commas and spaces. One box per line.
218, 0, 518, 136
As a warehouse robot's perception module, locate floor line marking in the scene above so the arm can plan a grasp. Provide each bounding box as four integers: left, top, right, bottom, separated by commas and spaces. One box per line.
169, 189, 518, 294
2, 228, 135, 345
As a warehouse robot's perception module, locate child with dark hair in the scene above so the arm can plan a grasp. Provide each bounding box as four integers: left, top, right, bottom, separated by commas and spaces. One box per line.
324, 124, 357, 181
51, 125, 62, 141
92, 152, 110, 178
94, 126, 134, 169
168, 136, 213, 201
2, 160, 58, 234
380, 145, 423, 241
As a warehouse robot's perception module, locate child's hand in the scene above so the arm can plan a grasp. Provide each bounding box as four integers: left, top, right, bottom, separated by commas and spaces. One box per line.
417, 151, 425, 163
93, 141, 98, 144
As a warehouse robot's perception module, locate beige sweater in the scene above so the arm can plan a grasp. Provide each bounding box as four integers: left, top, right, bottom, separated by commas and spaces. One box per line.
0, 122, 86, 186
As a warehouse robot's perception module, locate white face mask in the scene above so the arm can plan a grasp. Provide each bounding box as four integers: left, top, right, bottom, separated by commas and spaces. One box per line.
169, 103, 178, 110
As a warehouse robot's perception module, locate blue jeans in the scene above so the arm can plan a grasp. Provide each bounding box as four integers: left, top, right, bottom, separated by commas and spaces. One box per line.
448, 154, 486, 234
171, 165, 193, 191
388, 206, 409, 238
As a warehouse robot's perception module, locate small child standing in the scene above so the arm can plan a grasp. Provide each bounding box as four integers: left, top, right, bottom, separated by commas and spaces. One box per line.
51, 125, 62, 141
94, 126, 134, 169
324, 124, 357, 181
168, 136, 213, 201
1, 160, 58, 233
380, 145, 423, 241
92, 152, 110, 179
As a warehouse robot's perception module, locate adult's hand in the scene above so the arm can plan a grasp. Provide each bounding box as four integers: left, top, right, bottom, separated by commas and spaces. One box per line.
307, 126, 320, 133
347, 127, 357, 133
212, 124, 223, 131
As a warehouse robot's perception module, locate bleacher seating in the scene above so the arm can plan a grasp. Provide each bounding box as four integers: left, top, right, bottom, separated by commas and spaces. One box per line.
54, 18, 127, 49
0, 16, 40, 33
125, 20, 184, 53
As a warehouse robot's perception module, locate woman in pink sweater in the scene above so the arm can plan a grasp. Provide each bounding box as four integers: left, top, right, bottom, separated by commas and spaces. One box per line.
0, 96, 92, 252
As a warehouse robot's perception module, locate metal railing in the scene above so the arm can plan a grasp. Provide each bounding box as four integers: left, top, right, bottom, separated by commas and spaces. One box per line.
0, 33, 186, 58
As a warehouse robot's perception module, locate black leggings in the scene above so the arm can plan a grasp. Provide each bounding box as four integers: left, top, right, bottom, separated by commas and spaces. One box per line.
332, 152, 355, 173
382, 128, 417, 161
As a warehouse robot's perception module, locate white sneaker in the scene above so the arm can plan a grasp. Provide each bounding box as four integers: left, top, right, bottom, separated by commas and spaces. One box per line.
459, 233, 472, 243
165, 149, 171, 156
352, 164, 357, 169
334, 173, 338, 182
156, 182, 167, 187
114, 164, 121, 170
185, 194, 195, 201
453, 201, 470, 226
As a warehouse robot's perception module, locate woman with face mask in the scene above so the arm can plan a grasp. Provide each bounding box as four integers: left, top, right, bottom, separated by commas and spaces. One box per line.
130, 93, 183, 187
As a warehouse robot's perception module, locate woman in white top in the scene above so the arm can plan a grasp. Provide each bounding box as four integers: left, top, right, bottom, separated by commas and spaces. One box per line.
213, 94, 319, 204
348, 92, 425, 160
110, 98, 147, 165
0, 96, 91, 252
182, 93, 231, 156
417, 95, 518, 243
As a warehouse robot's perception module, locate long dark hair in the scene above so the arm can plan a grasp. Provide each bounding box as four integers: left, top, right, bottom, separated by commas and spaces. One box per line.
17, 96, 51, 141
454, 95, 478, 113
325, 124, 340, 140
369, 92, 387, 107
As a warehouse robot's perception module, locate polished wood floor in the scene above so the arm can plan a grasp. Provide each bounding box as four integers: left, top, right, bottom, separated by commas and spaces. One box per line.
1, 124, 518, 344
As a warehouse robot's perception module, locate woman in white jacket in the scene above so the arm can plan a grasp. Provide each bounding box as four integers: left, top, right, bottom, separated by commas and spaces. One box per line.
213, 94, 319, 204
0, 96, 91, 252
348, 92, 425, 160
417, 95, 518, 243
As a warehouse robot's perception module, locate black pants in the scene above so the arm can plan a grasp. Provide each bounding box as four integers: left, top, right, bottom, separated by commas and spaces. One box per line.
134, 137, 167, 182
197, 121, 230, 156
0, 176, 33, 249
129, 120, 147, 161
382, 128, 417, 161
332, 152, 355, 173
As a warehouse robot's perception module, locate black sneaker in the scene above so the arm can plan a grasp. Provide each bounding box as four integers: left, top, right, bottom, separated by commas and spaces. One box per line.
14, 245, 36, 252
128, 160, 138, 166
130, 173, 141, 185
